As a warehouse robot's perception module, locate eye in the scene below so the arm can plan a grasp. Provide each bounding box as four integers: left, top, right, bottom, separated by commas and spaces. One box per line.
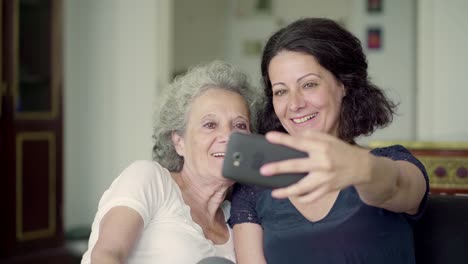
203, 122, 216, 129
273, 89, 286, 96
304, 82, 318, 89
234, 122, 248, 130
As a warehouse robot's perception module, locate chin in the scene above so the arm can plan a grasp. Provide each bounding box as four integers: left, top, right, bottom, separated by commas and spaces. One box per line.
289, 126, 322, 135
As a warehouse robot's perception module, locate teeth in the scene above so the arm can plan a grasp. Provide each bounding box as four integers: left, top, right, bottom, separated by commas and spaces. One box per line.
292, 113, 317, 124
212, 152, 225, 157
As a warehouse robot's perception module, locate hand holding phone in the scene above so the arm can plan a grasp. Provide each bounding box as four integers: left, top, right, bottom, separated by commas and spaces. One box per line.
222, 132, 307, 188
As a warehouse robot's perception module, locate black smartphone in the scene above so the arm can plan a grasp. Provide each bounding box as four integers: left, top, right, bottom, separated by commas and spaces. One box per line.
222, 132, 307, 188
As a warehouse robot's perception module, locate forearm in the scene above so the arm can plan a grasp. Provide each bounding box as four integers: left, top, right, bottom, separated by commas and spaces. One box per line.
355, 152, 425, 214
355, 154, 400, 209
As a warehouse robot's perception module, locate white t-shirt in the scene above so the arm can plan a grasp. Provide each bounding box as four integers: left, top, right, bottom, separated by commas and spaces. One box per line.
81, 160, 236, 264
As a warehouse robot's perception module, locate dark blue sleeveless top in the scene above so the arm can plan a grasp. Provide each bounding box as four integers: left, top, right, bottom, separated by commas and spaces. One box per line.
228, 145, 429, 264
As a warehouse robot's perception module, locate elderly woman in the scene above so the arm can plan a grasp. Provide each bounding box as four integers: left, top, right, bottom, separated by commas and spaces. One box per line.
81, 61, 259, 264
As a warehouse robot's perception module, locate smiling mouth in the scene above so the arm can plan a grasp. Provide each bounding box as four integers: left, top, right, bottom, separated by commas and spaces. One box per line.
291, 113, 318, 124
211, 152, 225, 158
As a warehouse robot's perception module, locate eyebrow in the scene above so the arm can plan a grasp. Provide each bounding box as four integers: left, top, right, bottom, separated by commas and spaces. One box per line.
271, 73, 322, 87
231, 115, 249, 122
199, 113, 216, 120
200, 113, 249, 121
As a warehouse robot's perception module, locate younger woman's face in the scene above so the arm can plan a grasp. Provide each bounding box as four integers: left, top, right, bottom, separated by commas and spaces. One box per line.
268, 50, 345, 137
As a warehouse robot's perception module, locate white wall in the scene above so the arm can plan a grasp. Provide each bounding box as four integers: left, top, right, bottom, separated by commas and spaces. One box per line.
64, 0, 160, 229
349, 0, 417, 143
417, 0, 468, 141
173, 0, 228, 76
273, 0, 351, 24
225, 0, 351, 89
225, 12, 276, 88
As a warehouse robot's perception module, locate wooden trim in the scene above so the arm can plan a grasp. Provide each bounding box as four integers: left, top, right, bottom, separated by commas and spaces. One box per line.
369, 141, 468, 150
16, 131, 57, 241
420, 156, 468, 188
369, 140, 468, 194
0, 1, 3, 118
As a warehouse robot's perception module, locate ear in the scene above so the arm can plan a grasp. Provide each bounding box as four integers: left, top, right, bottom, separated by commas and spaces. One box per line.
171, 131, 185, 157
339, 81, 346, 98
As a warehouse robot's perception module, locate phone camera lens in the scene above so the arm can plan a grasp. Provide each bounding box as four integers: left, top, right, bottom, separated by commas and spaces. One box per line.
233, 152, 241, 161
233, 152, 242, 167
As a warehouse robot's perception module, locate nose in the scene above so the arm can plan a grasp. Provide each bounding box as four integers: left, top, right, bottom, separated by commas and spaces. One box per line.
217, 125, 232, 143
288, 89, 305, 111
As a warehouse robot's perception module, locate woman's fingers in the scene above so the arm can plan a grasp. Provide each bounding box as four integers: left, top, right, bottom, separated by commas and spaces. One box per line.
271, 172, 328, 199
260, 131, 330, 176
295, 186, 330, 204
264, 131, 314, 153
265, 131, 332, 153
271, 181, 312, 199
263, 131, 363, 201
260, 157, 312, 176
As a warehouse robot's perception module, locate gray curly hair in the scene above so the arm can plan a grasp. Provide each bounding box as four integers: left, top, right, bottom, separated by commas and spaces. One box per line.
152, 60, 261, 172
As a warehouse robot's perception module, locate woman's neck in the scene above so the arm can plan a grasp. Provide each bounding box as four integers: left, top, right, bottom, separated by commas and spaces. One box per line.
171, 170, 230, 219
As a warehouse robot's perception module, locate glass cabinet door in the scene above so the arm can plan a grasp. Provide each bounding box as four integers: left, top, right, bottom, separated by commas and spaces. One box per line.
15, 0, 59, 119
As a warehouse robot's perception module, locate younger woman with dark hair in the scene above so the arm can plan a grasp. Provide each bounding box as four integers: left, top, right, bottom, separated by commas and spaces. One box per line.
229, 18, 428, 264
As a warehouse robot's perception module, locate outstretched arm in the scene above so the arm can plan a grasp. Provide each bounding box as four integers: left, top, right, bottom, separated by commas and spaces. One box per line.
91, 206, 144, 264
261, 131, 427, 215
355, 154, 426, 214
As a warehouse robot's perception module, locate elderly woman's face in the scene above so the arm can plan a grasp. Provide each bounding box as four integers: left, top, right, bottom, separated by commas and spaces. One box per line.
173, 87, 251, 180
268, 50, 345, 137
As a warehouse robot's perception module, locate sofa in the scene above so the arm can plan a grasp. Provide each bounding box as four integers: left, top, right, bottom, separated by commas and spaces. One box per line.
413, 194, 468, 264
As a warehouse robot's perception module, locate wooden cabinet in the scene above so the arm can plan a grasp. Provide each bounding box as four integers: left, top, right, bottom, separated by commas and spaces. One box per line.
0, 0, 71, 263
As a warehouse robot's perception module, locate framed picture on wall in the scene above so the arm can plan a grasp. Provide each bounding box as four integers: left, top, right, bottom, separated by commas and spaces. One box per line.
367, 27, 382, 50
367, 0, 383, 14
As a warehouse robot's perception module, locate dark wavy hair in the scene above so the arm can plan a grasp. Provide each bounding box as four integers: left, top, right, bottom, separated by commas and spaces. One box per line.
259, 18, 397, 143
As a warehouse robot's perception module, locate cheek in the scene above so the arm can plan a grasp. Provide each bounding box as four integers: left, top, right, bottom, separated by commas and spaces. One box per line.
332, 84, 345, 104
272, 97, 284, 114
197, 136, 215, 150
332, 91, 344, 109
316, 90, 338, 109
